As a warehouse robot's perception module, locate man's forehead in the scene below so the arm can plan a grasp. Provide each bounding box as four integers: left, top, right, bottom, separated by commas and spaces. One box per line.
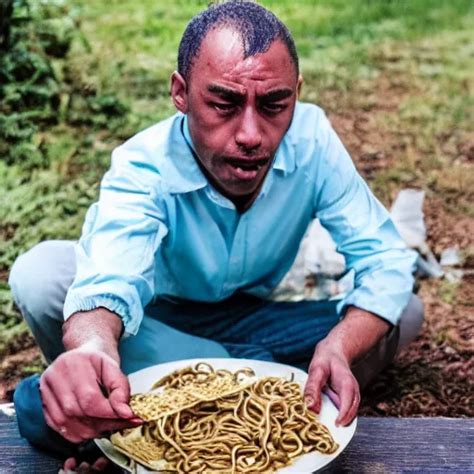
193, 27, 296, 85
202, 27, 244, 60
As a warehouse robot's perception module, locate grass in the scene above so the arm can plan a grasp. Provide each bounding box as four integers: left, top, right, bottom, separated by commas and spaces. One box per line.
1, 0, 473, 355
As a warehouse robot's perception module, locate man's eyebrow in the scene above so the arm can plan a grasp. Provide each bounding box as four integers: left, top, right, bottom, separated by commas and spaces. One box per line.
259, 88, 293, 102
206, 85, 294, 102
207, 85, 244, 101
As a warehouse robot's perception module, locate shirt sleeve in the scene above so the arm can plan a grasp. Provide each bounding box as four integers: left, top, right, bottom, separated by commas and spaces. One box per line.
313, 111, 417, 326
63, 144, 168, 335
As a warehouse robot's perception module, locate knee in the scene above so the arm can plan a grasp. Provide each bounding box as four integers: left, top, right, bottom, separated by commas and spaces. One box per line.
407, 294, 424, 329
9, 241, 68, 320
397, 294, 424, 350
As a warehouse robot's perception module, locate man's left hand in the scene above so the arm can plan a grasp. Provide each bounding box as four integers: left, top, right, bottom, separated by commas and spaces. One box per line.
303, 341, 360, 427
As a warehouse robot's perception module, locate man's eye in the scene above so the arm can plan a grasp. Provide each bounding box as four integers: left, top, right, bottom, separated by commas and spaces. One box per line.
212, 102, 235, 111
262, 103, 287, 113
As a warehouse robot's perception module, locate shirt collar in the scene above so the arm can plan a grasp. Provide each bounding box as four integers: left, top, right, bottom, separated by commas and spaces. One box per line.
161, 114, 207, 194
163, 111, 297, 195
273, 104, 299, 174
273, 134, 296, 174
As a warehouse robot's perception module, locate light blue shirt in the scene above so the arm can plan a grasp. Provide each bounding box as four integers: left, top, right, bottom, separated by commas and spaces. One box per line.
64, 102, 416, 335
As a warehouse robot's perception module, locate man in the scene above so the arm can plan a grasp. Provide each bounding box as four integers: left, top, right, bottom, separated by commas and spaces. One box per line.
10, 0, 422, 469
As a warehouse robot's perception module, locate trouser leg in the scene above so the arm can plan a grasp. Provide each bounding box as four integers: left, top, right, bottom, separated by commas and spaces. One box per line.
219, 299, 342, 369
10, 240, 79, 457
158, 293, 424, 391
351, 294, 424, 389
236, 295, 423, 390
146, 295, 279, 363
151, 297, 342, 370
119, 317, 229, 375
397, 294, 424, 351
8, 240, 76, 363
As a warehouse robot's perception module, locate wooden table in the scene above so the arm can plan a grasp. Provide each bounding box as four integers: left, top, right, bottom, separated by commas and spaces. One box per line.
1, 413, 473, 473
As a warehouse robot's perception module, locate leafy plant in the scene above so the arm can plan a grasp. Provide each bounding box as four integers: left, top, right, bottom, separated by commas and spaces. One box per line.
0, 0, 129, 171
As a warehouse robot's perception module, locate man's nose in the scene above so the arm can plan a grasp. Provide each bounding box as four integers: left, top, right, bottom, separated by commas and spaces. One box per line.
235, 107, 262, 152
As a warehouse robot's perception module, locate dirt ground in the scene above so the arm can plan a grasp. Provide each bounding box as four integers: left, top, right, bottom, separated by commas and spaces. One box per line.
1, 73, 473, 417
324, 76, 474, 417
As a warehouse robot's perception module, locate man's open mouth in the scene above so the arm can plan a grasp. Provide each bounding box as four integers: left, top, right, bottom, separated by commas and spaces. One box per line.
224, 158, 268, 180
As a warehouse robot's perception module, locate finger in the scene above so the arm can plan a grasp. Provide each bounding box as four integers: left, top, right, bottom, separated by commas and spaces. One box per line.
304, 365, 329, 413
41, 379, 84, 443
41, 379, 99, 442
77, 461, 91, 474
73, 379, 124, 420
323, 385, 341, 409
63, 458, 77, 470
340, 385, 360, 426
335, 378, 356, 427
88, 417, 142, 434
64, 356, 122, 420
44, 360, 103, 420
39, 376, 63, 432
91, 456, 109, 471
42, 378, 98, 442
99, 356, 135, 419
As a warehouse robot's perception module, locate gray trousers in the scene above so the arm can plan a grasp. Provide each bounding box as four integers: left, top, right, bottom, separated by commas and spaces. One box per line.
9, 240, 424, 389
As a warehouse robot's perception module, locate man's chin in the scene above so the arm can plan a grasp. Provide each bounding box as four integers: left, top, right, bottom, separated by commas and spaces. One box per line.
220, 176, 262, 194
209, 168, 268, 202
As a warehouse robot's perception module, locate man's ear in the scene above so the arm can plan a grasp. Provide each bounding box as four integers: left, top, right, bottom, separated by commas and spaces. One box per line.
170, 71, 188, 113
297, 74, 303, 98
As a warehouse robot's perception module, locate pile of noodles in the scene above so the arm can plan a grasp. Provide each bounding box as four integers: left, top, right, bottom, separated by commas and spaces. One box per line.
111, 363, 339, 473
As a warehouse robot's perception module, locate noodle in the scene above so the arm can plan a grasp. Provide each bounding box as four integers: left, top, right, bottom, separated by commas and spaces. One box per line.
111, 363, 339, 473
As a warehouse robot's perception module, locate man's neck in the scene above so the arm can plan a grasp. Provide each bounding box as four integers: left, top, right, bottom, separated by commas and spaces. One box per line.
207, 172, 263, 214
232, 190, 260, 214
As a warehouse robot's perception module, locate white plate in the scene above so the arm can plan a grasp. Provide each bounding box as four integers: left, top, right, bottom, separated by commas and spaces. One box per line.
98, 358, 357, 473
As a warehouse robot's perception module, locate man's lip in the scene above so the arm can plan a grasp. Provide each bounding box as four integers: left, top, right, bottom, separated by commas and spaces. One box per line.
227, 165, 260, 181
224, 157, 269, 167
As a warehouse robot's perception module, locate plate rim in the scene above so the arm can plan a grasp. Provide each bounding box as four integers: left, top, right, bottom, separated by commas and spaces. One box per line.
103, 357, 358, 473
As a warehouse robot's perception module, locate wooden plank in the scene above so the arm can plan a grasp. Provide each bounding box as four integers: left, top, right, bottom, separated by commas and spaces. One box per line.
1, 414, 473, 473
322, 417, 474, 473
0, 413, 61, 473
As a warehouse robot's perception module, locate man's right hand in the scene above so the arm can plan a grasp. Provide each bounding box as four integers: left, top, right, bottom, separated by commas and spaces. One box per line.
39, 348, 142, 443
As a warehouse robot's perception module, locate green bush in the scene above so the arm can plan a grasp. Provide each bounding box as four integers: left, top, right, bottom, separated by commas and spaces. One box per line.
0, 0, 129, 170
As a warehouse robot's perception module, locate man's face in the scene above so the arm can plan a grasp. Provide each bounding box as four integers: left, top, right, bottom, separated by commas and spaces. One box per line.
171, 27, 301, 201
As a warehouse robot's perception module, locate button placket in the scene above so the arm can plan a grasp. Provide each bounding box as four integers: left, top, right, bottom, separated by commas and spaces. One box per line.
224, 214, 248, 295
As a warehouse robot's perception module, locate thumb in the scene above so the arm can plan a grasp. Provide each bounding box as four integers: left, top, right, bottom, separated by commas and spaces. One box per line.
304, 364, 329, 413
99, 355, 135, 419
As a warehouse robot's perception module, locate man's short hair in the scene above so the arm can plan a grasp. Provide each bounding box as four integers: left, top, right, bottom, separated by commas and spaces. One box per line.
178, 0, 299, 81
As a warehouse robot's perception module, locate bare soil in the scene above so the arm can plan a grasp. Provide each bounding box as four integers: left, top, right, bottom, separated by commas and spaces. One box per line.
328, 75, 474, 417
1, 344, 44, 402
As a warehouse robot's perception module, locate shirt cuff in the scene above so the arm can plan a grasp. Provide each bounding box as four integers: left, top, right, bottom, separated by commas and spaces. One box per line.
63, 293, 139, 336
337, 290, 411, 327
